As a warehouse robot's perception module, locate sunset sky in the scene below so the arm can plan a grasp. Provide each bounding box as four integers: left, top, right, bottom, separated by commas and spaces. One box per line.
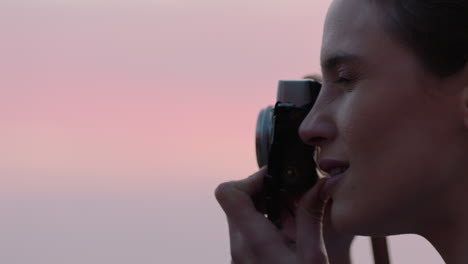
0, 0, 443, 263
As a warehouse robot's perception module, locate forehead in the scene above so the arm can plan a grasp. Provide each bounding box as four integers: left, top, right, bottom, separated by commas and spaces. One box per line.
321, 0, 388, 66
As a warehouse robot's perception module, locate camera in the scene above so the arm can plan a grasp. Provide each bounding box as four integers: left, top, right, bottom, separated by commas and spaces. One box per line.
255, 80, 321, 228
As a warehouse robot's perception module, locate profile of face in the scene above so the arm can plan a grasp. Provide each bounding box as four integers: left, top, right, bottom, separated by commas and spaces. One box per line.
299, 0, 468, 236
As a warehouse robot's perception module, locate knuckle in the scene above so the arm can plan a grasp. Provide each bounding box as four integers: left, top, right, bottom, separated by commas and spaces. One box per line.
214, 181, 234, 203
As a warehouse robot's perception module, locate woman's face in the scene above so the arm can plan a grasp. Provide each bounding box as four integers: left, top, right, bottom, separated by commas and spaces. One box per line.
300, 0, 467, 236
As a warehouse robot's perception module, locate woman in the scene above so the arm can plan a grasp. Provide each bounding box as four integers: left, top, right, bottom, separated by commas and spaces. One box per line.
215, 0, 468, 263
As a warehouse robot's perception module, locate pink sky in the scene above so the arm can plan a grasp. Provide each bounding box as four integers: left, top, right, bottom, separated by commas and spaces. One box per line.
0, 0, 443, 263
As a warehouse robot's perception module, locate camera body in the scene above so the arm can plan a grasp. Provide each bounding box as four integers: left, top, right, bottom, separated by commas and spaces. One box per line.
255, 80, 321, 227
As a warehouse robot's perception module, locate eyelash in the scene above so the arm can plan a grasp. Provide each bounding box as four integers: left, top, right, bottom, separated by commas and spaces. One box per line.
336, 77, 351, 83
335, 69, 354, 84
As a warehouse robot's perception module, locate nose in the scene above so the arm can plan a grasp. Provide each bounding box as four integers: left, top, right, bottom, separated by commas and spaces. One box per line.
298, 96, 337, 147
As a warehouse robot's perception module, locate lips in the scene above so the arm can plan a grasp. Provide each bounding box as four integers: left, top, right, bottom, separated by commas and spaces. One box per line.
318, 159, 350, 177
318, 159, 349, 199
322, 170, 347, 199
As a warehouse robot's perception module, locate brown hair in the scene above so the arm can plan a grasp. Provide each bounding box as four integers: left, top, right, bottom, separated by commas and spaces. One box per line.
376, 0, 468, 78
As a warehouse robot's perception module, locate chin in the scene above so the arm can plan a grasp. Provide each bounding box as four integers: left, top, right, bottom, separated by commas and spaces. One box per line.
330, 200, 400, 237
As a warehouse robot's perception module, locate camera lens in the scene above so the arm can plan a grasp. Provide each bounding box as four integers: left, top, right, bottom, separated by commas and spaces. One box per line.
255, 106, 273, 168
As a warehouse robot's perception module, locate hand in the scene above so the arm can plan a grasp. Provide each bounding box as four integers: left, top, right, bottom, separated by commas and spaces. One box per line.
215, 167, 353, 263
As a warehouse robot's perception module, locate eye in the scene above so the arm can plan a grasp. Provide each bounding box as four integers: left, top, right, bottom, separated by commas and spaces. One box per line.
336, 77, 351, 83
335, 67, 356, 84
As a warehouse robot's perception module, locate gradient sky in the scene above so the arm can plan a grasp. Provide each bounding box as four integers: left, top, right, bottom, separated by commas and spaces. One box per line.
0, 0, 444, 263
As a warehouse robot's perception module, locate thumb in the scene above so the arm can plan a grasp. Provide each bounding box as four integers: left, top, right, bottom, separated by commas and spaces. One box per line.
296, 178, 329, 264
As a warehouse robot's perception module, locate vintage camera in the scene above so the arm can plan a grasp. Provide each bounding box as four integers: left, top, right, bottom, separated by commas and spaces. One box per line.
255, 80, 321, 228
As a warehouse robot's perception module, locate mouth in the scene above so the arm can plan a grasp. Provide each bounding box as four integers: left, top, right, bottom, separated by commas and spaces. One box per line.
327, 167, 348, 178
318, 159, 349, 199
318, 159, 350, 178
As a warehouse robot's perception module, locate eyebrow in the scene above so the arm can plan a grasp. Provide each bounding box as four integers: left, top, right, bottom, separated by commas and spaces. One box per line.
321, 53, 365, 70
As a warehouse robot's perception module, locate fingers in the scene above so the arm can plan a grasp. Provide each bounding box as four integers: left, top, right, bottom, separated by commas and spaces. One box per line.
215, 169, 332, 264
215, 166, 267, 224
296, 178, 329, 264
214, 166, 276, 245
215, 167, 294, 263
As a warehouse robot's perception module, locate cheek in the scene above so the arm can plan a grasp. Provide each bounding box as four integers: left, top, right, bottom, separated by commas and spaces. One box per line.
339, 84, 408, 157
330, 93, 407, 233
331, 82, 450, 234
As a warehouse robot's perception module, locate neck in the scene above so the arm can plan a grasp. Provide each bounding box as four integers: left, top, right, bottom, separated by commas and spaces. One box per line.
418, 175, 468, 264
423, 220, 468, 263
